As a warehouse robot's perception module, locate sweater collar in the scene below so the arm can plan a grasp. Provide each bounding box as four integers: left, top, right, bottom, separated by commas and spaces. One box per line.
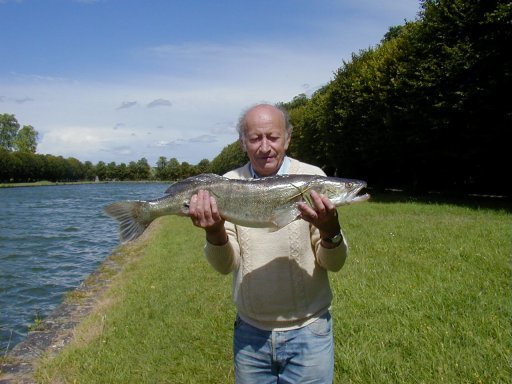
248, 156, 290, 178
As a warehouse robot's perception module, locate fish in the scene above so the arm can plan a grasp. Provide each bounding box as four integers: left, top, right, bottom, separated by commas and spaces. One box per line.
104, 173, 370, 243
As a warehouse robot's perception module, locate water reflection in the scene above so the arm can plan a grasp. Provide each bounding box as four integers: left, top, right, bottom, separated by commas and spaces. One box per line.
0, 183, 169, 352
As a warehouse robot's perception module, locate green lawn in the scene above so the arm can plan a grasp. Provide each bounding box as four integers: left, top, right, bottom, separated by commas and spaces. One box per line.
36, 196, 511, 383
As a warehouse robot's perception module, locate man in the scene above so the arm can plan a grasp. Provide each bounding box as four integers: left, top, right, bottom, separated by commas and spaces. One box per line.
189, 104, 348, 383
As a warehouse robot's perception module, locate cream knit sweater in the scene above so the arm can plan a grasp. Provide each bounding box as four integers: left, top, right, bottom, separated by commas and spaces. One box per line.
204, 158, 348, 330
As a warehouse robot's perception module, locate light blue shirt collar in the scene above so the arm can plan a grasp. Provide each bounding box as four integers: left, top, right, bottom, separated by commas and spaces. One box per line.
249, 156, 290, 178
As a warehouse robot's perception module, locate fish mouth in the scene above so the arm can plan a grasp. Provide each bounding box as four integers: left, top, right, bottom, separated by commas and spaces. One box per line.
352, 182, 370, 203
344, 181, 370, 204
352, 193, 371, 203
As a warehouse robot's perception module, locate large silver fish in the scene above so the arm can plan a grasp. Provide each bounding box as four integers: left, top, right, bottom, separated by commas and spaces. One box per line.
105, 173, 370, 243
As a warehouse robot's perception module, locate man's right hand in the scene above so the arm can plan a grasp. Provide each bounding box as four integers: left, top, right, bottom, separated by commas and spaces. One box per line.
189, 190, 228, 245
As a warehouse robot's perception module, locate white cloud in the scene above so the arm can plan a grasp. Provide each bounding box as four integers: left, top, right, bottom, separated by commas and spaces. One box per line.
38, 125, 118, 159
147, 98, 172, 108
116, 101, 138, 110
189, 135, 217, 144
0, 95, 34, 104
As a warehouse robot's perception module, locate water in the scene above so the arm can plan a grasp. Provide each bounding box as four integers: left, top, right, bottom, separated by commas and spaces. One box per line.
0, 182, 170, 352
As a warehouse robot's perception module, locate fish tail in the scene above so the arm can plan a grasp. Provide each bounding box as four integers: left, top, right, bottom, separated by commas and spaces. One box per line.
104, 201, 150, 243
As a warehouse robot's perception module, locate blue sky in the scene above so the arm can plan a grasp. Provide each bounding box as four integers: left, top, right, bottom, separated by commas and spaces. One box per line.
0, 0, 421, 166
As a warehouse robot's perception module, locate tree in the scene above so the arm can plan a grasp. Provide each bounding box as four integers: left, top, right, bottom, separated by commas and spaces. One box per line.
209, 141, 248, 175
127, 161, 138, 180
180, 161, 194, 179
136, 158, 151, 180
382, 25, 405, 42
155, 156, 167, 180
0, 148, 14, 181
0, 115, 39, 153
106, 162, 117, 180
0, 114, 20, 151
13, 125, 38, 153
280, 0, 510, 194
83, 161, 96, 181
165, 158, 181, 181
278, 93, 309, 110
95, 161, 107, 181
117, 163, 128, 181
66, 157, 84, 181
286, 87, 333, 172
196, 159, 211, 174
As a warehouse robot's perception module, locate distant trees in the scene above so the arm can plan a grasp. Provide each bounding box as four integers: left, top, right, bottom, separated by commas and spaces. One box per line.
0, 153, 207, 183
155, 157, 194, 181
0, 146, 245, 183
0, 151, 87, 183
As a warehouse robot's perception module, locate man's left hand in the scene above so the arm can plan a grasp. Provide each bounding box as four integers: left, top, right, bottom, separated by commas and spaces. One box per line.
297, 190, 341, 239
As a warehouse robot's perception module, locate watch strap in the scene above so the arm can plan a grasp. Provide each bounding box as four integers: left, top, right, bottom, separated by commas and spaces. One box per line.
322, 231, 343, 245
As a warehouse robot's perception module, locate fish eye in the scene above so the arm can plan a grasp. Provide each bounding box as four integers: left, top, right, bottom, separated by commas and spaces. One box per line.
346, 182, 353, 188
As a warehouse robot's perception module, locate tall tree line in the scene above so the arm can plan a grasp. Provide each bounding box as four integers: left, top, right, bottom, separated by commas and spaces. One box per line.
282, 0, 510, 195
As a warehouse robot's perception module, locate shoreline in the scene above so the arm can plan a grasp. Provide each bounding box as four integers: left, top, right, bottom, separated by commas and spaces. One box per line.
0, 223, 155, 383
0, 180, 167, 189
0, 256, 123, 383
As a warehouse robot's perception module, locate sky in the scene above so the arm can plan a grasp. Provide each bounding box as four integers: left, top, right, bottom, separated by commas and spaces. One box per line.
0, 0, 421, 166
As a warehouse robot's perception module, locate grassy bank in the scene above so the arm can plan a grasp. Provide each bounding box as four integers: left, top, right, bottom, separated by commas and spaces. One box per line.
34, 197, 511, 383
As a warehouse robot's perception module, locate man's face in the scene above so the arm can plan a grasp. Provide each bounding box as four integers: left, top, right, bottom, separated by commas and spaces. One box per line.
242, 105, 290, 177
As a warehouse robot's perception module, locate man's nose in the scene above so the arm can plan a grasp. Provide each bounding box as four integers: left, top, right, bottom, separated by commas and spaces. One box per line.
260, 138, 270, 152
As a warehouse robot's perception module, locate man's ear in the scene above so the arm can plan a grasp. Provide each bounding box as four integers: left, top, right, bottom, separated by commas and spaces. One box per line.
284, 134, 291, 150
239, 138, 247, 152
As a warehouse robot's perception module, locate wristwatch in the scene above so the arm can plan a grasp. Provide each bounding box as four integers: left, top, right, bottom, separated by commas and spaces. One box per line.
322, 231, 343, 245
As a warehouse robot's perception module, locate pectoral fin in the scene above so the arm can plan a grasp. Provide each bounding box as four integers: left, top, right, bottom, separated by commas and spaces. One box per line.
271, 205, 301, 229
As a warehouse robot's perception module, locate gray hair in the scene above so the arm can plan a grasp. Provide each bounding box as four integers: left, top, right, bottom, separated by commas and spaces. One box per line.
237, 103, 293, 150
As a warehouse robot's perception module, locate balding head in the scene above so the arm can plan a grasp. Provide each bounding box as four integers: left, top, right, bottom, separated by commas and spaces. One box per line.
236, 103, 293, 177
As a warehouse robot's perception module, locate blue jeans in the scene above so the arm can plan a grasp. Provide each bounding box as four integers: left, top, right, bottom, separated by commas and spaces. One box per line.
233, 311, 334, 384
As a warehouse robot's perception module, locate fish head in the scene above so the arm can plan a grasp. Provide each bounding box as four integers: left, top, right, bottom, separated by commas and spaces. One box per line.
315, 177, 370, 206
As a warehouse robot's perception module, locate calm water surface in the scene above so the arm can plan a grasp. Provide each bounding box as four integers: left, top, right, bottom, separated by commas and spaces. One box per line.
0, 182, 169, 352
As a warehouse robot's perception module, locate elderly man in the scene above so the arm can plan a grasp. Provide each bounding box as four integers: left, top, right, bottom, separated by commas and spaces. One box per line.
189, 104, 348, 384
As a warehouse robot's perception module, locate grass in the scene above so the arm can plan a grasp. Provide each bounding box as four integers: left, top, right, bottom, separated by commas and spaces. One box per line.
27, 311, 46, 332
33, 195, 511, 383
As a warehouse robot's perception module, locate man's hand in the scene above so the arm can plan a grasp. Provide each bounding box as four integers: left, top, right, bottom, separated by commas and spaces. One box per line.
298, 190, 341, 244
188, 190, 228, 245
